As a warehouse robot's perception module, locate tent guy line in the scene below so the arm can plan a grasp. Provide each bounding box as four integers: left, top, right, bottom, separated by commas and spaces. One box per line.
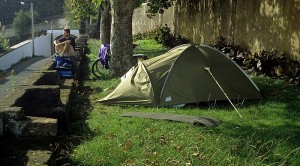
204, 67, 242, 118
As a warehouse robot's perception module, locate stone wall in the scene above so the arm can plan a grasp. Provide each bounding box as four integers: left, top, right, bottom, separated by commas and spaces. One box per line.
132, 3, 175, 34
174, 0, 233, 44
132, 0, 300, 60
234, 0, 300, 59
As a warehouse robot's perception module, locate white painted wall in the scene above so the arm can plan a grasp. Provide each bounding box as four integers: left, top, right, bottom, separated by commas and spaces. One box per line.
0, 40, 32, 71
0, 30, 79, 71
34, 35, 52, 56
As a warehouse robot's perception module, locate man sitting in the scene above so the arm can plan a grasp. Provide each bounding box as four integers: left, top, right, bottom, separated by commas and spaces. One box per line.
53, 28, 76, 56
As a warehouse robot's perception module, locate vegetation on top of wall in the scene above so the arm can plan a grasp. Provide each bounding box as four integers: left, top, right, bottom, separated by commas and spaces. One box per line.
0, 23, 9, 52
134, 24, 190, 49
0, 33, 9, 52
211, 36, 300, 85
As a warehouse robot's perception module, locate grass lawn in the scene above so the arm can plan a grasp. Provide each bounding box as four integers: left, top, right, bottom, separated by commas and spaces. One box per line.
67, 39, 300, 165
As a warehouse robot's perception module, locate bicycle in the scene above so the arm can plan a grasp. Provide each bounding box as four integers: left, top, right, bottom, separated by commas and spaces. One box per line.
92, 44, 111, 78
92, 44, 146, 79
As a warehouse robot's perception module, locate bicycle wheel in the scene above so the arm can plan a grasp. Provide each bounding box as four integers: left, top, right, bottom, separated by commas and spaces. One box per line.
92, 59, 110, 79
92, 59, 102, 78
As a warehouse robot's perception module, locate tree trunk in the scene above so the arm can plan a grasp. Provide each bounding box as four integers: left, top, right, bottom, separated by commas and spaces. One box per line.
100, 2, 111, 44
110, 0, 135, 77
79, 19, 87, 34
94, 7, 101, 39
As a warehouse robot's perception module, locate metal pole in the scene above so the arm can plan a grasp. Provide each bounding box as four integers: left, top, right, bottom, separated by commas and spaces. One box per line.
51, 21, 53, 55
31, 2, 34, 56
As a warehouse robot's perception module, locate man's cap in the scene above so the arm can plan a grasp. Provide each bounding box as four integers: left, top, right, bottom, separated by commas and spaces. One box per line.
63, 26, 71, 33
63, 26, 70, 30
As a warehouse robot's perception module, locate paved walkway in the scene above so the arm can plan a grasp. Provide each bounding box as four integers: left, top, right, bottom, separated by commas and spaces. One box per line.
0, 56, 53, 102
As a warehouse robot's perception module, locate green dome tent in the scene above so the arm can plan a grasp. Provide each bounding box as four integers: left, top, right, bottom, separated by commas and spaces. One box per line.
99, 44, 262, 107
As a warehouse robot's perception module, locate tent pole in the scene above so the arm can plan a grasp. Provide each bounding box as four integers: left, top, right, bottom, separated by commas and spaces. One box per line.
204, 67, 242, 118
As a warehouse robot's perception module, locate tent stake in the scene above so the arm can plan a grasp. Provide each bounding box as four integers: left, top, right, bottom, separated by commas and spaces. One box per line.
204, 67, 242, 118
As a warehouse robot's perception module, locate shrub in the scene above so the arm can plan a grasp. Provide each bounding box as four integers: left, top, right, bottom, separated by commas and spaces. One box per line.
133, 31, 156, 40
210, 36, 300, 84
133, 24, 190, 49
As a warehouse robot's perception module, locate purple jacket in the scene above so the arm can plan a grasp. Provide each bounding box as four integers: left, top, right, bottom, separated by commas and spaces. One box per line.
98, 44, 110, 69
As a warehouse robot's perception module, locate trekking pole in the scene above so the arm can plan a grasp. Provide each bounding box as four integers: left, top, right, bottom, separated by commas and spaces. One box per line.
204, 67, 242, 118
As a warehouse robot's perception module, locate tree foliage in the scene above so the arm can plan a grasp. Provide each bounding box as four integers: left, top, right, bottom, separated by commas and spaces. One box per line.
12, 9, 38, 39
12, 10, 30, 39
66, 0, 174, 23
66, 0, 103, 23
146, 0, 175, 18
65, 0, 174, 31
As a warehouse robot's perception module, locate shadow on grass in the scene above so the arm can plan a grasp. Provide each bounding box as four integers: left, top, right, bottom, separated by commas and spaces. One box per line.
206, 77, 300, 164
254, 76, 300, 117
214, 120, 300, 164
182, 76, 300, 164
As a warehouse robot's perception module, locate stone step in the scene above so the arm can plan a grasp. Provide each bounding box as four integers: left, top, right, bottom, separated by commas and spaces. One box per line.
0, 137, 55, 165
26, 150, 53, 165
6, 116, 57, 137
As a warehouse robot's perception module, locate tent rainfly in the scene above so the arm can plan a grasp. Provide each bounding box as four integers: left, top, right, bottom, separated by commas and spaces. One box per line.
99, 44, 262, 107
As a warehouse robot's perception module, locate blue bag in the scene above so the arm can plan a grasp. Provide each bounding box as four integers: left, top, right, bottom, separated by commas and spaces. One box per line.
53, 54, 73, 78
53, 55, 73, 69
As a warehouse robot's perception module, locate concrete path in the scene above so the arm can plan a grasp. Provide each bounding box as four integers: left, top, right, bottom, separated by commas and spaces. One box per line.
0, 56, 53, 102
